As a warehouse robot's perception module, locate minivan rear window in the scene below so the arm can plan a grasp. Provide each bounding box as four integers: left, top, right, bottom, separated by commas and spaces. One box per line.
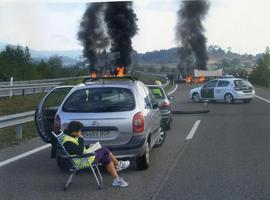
62, 87, 135, 113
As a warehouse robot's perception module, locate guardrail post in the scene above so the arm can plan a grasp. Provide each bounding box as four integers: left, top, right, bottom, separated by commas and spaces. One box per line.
22, 89, 25, 96
9, 77, 13, 98
16, 124, 23, 140
33, 88, 36, 94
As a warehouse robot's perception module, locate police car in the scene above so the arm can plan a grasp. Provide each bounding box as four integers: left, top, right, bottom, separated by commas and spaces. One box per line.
189, 78, 255, 104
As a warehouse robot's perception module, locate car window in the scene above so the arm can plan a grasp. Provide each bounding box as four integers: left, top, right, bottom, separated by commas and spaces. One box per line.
143, 86, 157, 107
44, 87, 72, 109
62, 87, 135, 113
217, 80, 230, 87
203, 80, 218, 88
138, 84, 151, 109
234, 80, 253, 89
149, 87, 165, 100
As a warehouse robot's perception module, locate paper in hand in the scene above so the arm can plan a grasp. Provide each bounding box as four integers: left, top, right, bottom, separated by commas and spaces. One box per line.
86, 142, 102, 153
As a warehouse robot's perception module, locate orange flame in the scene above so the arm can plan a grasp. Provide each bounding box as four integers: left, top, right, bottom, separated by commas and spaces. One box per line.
198, 76, 205, 84
115, 65, 126, 77
185, 76, 192, 84
91, 71, 97, 78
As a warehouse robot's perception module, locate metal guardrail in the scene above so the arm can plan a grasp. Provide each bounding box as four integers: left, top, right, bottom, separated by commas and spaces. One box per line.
0, 76, 88, 98
0, 76, 89, 86
0, 111, 35, 139
0, 84, 59, 97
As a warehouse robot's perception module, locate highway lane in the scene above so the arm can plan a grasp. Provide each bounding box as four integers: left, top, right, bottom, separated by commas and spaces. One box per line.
0, 84, 269, 200
156, 85, 270, 200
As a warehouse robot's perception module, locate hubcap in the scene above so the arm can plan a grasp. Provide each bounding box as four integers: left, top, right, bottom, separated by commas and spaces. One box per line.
157, 127, 165, 144
193, 93, 200, 102
225, 94, 232, 103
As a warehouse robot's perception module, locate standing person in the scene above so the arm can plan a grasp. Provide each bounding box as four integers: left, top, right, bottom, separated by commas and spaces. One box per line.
63, 121, 130, 188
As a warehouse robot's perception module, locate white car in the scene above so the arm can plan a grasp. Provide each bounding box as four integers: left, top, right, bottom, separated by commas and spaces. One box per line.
189, 78, 255, 104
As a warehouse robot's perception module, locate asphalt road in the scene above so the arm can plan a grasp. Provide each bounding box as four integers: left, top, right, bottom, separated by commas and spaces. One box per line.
0, 84, 269, 200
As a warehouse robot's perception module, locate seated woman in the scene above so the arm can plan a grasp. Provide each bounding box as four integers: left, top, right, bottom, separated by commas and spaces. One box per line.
63, 121, 130, 188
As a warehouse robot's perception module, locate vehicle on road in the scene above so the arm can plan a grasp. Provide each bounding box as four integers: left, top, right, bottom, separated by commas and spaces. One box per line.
148, 85, 174, 131
35, 76, 164, 170
189, 78, 255, 104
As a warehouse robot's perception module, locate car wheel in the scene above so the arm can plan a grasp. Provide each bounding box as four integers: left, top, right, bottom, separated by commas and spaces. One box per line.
192, 92, 201, 103
154, 126, 167, 148
165, 121, 172, 131
224, 93, 234, 104
57, 155, 72, 171
137, 142, 150, 170
243, 98, 252, 103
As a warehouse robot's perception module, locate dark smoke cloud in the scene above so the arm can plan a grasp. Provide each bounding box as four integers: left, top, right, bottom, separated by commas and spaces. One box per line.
176, 0, 210, 77
104, 1, 138, 70
78, 3, 109, 73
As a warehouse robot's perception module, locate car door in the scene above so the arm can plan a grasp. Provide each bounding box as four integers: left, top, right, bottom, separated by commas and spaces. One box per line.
214, 80, 230, 100
200, 80, 218, 99
35, 86, 73, 143
144, 86, 161, 147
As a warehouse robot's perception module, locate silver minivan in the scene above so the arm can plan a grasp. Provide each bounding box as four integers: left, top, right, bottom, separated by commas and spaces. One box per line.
35, 77, 164, 170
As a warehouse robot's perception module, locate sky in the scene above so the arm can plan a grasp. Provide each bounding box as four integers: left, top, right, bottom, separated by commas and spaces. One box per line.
0, 0, 269, 55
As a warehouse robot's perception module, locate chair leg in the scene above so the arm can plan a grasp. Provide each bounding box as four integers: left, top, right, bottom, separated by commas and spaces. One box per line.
95, 165, 103, 183
64, 168, 77, 191
89, 164, 101, 189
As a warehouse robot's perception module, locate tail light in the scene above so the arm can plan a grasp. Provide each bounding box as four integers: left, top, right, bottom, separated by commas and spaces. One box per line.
133, 112, 144, 133
160, 102, 170, 110
54, 114, 61, 132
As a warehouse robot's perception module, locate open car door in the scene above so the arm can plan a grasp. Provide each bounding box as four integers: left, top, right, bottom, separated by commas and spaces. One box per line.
35, 86, 73, 143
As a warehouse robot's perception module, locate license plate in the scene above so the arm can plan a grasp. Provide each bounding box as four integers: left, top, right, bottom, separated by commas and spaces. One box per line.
83, 130, 110, 137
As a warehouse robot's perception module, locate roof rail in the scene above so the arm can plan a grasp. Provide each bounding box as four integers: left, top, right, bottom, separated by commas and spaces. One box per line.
82, 76, 137, 84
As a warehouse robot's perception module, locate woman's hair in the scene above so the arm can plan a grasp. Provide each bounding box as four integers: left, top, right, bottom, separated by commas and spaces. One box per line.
67, 121, 84, 135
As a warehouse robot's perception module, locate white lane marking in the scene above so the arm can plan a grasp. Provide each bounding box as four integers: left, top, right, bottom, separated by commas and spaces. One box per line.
168, 84, 178, 95
255, 95, 270, 104
186, 120, 201, 140
0, 144, 51, 167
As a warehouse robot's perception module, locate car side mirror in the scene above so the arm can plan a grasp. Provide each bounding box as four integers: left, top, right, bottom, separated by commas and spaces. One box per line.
152, 103, 159, 109
168, 96, 175, 100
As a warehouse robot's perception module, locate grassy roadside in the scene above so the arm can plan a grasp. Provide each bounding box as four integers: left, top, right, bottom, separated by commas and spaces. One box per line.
0, 94, 45, 117
0, 121, 37, 149
255, 84, 270, 91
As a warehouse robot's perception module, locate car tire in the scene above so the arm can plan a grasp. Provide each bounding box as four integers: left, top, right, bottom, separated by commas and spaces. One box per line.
165, 121, 172, 131
192, 92, 201, 103
224, 93, 234, 104
154, 126, 167, 148
137, 142, 150, 170
243, 98, 252, 103
57, 155, 72, 171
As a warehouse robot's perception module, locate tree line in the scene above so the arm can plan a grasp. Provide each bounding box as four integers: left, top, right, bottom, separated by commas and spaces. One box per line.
249, 47, 270, 88
0, 45, 87, 81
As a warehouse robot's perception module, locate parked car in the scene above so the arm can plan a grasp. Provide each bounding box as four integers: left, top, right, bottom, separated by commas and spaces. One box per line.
148, 85, 174, 130
189, 78, 255, 104
35, 76, 165, 170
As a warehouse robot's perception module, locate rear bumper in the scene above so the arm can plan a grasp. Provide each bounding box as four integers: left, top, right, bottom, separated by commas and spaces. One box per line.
160, 110, 171, 124
234, 91, 255, 99
107, 136, 147, 158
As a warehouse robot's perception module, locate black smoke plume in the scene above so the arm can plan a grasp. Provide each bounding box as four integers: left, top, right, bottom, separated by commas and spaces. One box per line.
78, 3, 109, 73
176, 0, 210, 77
104, 1, 138, 70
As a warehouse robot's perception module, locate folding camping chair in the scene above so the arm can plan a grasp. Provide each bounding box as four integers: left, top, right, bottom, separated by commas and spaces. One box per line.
51, 130, 103, 191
